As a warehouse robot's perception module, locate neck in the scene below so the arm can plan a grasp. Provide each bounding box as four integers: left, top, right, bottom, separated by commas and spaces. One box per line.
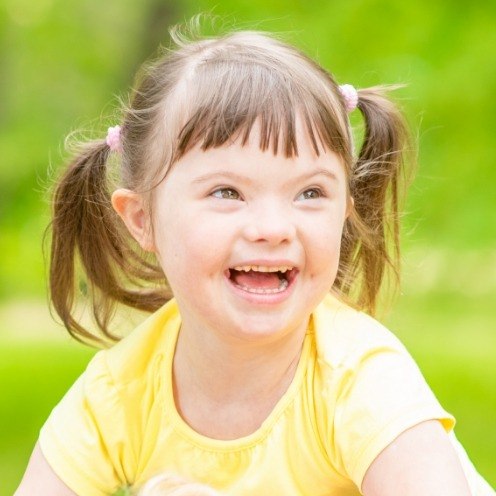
171, 319, 309, 439
173, 317, 308, 404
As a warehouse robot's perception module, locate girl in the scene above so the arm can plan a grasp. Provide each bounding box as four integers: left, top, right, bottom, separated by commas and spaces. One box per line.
16, 19, 494, 496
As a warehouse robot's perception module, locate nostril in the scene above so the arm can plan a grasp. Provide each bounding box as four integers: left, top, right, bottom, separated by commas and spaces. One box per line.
243, 214, 296, 245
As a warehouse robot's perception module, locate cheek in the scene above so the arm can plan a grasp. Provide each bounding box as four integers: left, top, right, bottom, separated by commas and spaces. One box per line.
153, 210, 225, 283
306, 217, 345, 269
312, 239, 342, 269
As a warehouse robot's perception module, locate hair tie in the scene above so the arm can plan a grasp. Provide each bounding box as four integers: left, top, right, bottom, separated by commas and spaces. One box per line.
106, 125, 122, 152
338, 84, 359, 113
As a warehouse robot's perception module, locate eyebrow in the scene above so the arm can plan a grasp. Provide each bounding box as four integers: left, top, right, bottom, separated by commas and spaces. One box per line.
192, 171, 255, 185
295, 168, 339, 183
191, 168, 338, 185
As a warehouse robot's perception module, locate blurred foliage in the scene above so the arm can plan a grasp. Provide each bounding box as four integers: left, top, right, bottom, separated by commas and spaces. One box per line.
1, 0, 495, 298
0, 0, 495, 492
0, 0, 179, 297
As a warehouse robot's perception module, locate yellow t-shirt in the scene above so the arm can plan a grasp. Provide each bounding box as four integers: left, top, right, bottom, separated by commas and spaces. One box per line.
39, 295, 494, 495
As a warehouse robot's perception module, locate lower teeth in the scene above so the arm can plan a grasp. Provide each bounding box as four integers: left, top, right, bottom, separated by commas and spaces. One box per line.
235, 278, 289, 294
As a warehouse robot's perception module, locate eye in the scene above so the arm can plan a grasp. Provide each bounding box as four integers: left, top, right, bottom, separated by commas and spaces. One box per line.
296, 188, 324, 201
211, 187, 241, 200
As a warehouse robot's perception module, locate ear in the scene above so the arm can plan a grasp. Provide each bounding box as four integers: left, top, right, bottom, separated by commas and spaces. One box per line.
346, 195, 355, 218
111, 188, 155, 252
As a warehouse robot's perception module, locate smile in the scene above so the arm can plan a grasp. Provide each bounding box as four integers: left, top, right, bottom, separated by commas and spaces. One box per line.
227, 265, 298, 295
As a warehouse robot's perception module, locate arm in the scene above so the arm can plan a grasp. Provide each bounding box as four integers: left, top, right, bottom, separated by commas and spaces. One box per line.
362, 420, 471, 496
15, 442, 77, 496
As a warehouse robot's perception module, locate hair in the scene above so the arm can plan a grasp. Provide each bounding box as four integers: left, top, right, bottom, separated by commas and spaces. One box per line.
49, 16, 412, 345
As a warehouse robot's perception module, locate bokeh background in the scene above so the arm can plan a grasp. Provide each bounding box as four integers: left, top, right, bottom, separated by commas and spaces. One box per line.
1, 0, 495, 492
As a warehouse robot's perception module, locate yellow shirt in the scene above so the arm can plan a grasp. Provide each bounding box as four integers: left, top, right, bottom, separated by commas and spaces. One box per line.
39, 295, 494, 495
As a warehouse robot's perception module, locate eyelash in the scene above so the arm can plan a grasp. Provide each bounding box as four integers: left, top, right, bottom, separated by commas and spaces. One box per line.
296, 188, 325, 201
211, 187, 242, 200
210, 187, 326, 201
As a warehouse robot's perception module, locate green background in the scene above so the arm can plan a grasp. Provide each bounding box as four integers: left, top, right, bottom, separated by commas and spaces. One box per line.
1, 0, 494, 493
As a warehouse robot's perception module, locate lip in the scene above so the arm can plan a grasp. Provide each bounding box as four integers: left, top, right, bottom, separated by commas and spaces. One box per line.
224, 261, 299, 305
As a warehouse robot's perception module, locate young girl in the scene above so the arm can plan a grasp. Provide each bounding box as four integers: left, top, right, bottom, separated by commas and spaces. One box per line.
16, 19, 494, 496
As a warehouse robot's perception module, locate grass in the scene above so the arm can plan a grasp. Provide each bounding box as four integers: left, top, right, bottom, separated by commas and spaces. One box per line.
0, 341, 95, 493
1, 286, 495, 493
386, 291, 496, 485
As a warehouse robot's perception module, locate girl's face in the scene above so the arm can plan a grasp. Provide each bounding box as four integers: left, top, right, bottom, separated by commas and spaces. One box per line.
147, 125, 350, 344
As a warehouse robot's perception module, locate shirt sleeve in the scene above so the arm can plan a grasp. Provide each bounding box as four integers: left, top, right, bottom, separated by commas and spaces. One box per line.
39, 350, 130, 496
332, 346, 455, 490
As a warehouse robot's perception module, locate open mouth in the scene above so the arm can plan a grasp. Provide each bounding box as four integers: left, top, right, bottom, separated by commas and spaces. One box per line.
227, 265, 298, 294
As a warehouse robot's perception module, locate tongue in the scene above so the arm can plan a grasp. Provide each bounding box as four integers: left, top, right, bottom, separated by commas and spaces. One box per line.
231, 270, 281, 289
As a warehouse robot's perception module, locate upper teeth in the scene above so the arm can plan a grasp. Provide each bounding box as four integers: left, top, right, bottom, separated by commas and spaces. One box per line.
233, 265, 293, 273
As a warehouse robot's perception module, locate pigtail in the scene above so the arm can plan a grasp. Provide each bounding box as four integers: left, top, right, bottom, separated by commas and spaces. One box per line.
49, 139, 168, 345
338, 85, 412, 315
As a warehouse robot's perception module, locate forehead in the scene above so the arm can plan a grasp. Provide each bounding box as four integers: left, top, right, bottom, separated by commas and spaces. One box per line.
167, 118, 347, 185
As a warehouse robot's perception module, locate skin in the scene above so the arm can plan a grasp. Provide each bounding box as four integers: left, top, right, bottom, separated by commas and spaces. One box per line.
361, 420, 471, 495
117, 125, 351, 439
15, 126, 471, 495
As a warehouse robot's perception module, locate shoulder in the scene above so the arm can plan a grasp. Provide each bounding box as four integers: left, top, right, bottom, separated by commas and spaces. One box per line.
100, 298, 180, 388
38, 299, 181, 494
310, 294, 455, 488
64, 298, 179, 414
312, 293, 407, 370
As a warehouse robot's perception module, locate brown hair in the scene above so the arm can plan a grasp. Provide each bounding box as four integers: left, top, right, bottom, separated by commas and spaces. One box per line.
49, 18, 411, 344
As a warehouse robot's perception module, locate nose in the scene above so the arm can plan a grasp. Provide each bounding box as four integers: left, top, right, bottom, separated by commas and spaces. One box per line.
243, 200, 296, 246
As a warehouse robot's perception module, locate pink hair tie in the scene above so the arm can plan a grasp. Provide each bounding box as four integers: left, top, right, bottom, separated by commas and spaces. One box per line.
339, 84, 359, 113
106, 125, 122, 152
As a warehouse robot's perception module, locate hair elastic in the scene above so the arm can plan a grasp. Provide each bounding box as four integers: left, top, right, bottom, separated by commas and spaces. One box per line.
338, 84, 359, 113
106, 125, 122, 152
105, 87, 356, 150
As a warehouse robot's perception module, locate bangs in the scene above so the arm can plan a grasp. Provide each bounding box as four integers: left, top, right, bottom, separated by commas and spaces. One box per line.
172, 51, 351, 162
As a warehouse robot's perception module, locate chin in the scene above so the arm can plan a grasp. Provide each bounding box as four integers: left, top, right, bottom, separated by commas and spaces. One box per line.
224, 311, 308, 343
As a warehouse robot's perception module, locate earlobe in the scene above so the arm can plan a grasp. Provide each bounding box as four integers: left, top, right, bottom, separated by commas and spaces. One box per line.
111, 189, 155, 252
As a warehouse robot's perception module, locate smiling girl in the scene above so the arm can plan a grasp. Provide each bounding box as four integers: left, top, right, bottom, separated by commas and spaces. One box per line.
16, 18, 494, 496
